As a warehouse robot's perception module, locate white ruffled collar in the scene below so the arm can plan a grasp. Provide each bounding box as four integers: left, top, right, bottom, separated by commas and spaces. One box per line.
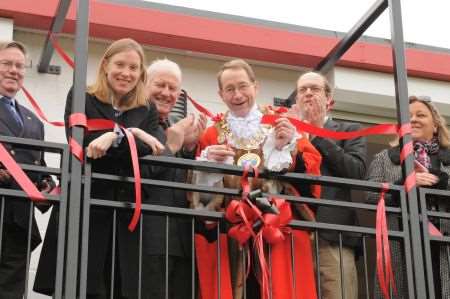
226, 105, 263, 140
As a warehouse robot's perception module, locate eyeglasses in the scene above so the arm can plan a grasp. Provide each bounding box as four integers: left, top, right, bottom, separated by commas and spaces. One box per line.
222, 82, 253, 95
297, 85, 325, 95
0, 60, 26, 73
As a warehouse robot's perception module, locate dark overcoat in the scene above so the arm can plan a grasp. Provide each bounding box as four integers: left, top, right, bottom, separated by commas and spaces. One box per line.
34, 90, 166, 297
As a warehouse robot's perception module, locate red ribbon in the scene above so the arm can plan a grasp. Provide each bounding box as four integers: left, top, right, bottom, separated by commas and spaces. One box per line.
225, 164, 293, 299
261, 114, 400, 140
68, 114, 142, 232
376, 183, 396, 299
21, 87, 65, 127
0, 143, 45, 201
49, 33, 75, 68
428, 222, 443, 237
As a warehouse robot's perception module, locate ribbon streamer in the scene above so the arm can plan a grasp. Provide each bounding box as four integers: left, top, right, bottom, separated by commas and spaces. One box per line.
376, 183, 396, 299
0, 143, 45, 201
68, 114, 142, 232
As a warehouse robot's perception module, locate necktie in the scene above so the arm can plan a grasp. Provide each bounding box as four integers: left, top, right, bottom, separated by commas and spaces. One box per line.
1, 96, 23, 129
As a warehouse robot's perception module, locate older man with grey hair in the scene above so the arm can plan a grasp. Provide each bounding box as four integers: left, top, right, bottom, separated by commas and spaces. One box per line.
141, 58, 206, 299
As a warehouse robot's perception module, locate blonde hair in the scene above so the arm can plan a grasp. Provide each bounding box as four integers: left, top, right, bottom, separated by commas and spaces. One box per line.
217, 59, 256, 90
391, 95, 450, 148
87, 38, 148, 109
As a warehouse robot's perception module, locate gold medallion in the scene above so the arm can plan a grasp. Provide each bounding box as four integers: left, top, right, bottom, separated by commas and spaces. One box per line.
237, 152, 261, 168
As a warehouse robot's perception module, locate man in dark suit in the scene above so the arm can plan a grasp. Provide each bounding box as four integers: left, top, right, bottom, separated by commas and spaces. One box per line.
144, 58, 206, 299
293, 71, 367, 299
0, 41, 52, 299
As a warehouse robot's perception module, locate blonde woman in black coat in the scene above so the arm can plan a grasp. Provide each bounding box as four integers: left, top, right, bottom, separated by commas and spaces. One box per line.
34, 38, 185, 298
367, 96, 450, 298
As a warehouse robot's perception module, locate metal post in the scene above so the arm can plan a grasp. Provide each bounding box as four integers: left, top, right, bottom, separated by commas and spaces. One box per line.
315, 0, 388, 74
282, 0, 388, 107
388, 0, 427, 297
63, 0, 89, 297
37, 0, 72, 74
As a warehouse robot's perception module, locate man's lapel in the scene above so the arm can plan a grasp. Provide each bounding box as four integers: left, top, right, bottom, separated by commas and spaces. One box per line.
0, 100, 23, 136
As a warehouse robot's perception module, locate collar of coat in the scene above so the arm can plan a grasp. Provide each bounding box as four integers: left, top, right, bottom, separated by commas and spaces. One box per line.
388, 145, 450, 166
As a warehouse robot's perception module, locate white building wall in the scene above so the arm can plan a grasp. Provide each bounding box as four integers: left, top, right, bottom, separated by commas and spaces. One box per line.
3, 27, 450, 298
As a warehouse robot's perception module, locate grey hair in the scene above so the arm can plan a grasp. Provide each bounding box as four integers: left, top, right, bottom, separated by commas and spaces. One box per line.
147, 58, 182, 83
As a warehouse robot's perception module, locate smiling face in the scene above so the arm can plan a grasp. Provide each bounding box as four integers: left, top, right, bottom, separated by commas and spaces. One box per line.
147, 71, 181, 118
410, 101, 437, 142
0, 47, 26, 98
218, 68, 258, 117
103, 49, 141, 99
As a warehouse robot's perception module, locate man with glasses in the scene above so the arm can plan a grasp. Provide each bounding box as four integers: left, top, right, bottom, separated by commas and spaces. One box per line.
192, 59, 321, 299
293, 71, 367, 299
0, 41, 53, 299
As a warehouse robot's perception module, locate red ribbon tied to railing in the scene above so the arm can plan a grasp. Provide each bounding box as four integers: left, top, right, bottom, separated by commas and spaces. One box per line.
376, 183, 397, 299
69, 113, 142, 232
224, 165, 294, 299
0, 143, 45, 201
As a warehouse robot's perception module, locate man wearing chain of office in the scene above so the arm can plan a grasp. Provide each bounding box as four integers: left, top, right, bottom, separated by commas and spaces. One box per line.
191, 59, 321, 299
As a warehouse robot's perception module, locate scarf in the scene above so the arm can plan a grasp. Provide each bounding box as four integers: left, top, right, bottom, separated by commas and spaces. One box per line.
413, 137, 439, 169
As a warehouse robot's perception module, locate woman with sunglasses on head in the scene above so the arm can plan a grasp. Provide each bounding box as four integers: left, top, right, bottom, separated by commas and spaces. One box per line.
367, 95, 450, 298
33, 38, 185, 298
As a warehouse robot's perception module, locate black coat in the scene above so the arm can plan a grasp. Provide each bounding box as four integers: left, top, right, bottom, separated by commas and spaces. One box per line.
34, 90, 165, 297
0, 97, 48, 250
311, 118, 367, 248
141, 147, 192, 258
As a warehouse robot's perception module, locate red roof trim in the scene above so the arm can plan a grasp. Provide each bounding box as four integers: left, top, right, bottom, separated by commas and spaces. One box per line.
1, 0, 450, 81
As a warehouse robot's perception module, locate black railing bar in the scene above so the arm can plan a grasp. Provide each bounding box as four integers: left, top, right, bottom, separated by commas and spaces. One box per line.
0, 135, 67, 152
90, 173, 240, 196
90, 199, 224, 219
88, 198, 407, 237
90, 169, 402, 195
315, 0, 388, 74
401, 188, 416, 299
0, 197, 4, 259
429, 236, 450, 243
37, 0, 72, 73
139, 156, 403, 192
216, 222, 221, 299
289, 233, 296, 298
0, 188, 61, 202
419, 188, 450, 197
165, 215, 169, 299
267, 192, 403, 213
362, 235, 370, 299
138, 217, 143, 299
314, 230, 321, 299
426, 211, 450, 219
281, 173, 402, 192
418, 188, 436, 299
290, 220, 405, 238
64, 0, 90, 294
191, 218, 195, 299
79, 160, 92, 297
339, 233, 345, 299
109, 210, 117, 299
23, 202, 34, 299
17, 163, 62, 175
54, 145, 70, 299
